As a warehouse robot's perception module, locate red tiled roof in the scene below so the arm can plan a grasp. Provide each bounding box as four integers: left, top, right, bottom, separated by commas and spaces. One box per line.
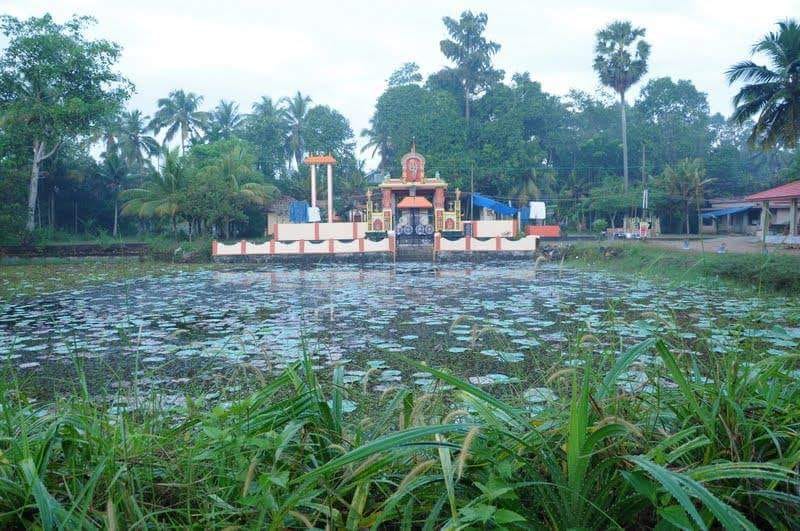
304, 154, 337, 164
396, 196, 433, 209
746, 180, 800, 201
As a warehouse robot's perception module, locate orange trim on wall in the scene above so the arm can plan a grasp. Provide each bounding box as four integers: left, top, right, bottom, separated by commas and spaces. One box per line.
314, 222, 320, 240
273, 224, 279, 240
299, 240, 305, 254
465, 236, 472, 251
269, 240, 275, 254
328, 239, 334, 253
495, 235, 502, 250
358, 238, 365, 252
212, 240, 218, 256
472, 221, 479, 237
352, 222, 358, 239
434, 233, 441, 251
240, 240, 246, 254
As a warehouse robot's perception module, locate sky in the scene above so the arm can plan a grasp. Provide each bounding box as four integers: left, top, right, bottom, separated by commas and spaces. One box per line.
2, 0, 796, 169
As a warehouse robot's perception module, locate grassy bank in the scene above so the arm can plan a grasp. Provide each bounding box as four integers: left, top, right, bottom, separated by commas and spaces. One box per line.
566, 242, 800, 295
1, 336, 799, 529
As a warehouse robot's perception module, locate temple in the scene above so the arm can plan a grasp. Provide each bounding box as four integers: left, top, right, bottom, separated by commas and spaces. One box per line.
365, 144, 462, 245
212, 145, 537, 261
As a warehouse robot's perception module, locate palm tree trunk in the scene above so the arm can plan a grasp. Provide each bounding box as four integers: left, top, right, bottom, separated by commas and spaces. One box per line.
619, 91, 629, 192
464, 85, 471, 122
113, 198, 119, 237
685, 203, 690, 235
49, 190, 55, 229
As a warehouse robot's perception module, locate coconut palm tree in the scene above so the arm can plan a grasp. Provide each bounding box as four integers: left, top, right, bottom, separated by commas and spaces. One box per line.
360, 119, 393, 171
200, 144, 277, 236
251, 96, 281, 121
149, 90, 207, 153
208, 100, 244, 140
659, 158, 712, 235
92, 113, 122, 155
280, 91, 312, 171
120, 148, 188, 232
117, 110, 160, 172
727, 19, 800, 150
593, 21, 650, 191
246, 96, 289, 178
96, 151, 129, 237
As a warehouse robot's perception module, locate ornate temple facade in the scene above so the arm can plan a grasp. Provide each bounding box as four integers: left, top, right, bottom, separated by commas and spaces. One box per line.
365, 145, 461, 245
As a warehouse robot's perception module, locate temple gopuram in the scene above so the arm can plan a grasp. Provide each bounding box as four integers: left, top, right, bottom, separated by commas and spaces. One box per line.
365, 144, 461, 245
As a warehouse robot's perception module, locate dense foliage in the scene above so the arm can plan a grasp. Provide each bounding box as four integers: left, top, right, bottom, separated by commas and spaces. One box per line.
0, 12, 799, 244
1, 335, 799, 528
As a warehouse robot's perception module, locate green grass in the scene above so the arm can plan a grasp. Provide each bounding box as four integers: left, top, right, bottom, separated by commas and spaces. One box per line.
1, 334, 798, 529
566, 242, 800, 295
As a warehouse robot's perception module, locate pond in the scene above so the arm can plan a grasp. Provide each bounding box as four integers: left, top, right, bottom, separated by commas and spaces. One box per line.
1, 261, 799, 402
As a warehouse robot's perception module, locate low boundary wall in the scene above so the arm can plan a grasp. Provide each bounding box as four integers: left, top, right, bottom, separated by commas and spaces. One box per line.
272, 222, 367, 241
435, 234, 537, 253
212, 233, 537, 262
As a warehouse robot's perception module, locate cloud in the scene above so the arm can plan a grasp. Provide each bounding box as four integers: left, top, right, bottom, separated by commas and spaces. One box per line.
2, 0, 794, 168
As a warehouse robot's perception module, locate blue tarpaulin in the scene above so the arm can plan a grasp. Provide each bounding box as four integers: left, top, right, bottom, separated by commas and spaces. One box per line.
289, 200, 309, 223
471, 193, 518, 216
701, 205, 751, 219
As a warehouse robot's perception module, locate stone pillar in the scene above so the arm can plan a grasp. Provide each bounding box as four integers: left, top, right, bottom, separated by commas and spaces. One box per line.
326, 163, 334, 223
790, 198, 797, 236
310, 165, 317, 208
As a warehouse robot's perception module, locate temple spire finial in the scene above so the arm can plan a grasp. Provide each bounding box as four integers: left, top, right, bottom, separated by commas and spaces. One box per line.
410, 137, 416, 153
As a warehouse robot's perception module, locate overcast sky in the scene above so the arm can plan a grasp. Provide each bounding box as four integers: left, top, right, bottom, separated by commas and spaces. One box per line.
2, 0, 795, 168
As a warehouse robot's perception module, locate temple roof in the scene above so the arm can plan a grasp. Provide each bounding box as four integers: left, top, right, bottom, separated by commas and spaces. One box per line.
397, 196, 434, 209
304, 154, 337, 164
378, 179, 447, 189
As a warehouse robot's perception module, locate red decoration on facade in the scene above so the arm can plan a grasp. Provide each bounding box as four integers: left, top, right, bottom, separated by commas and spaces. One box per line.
434, 188, 445, 209
445, 218, 455, 230
372, 219, 384, 231
401, 143, 426, 183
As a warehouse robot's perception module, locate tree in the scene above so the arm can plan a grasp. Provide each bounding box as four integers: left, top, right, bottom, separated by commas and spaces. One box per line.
120, 148, 188, 233
149, 90, 207, 153
387, 62, 422, 87
196, 142, 277, 237
280, 91, 312, 170
303, 106, 355, 160
658, 158, 711, 235
363, 84, 466, 177
116, 110, 159, 173
439, 10, 504, 122
0, 14, 130, 232
727, 19, 800, 150
244, 96, 288, 178
635, 77, 711, 170
207, 99, 244, 141
96, 151, 129, 236
593, 20, 650, 191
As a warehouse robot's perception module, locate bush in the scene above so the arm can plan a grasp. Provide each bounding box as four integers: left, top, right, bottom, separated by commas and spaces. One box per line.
591, 218, 609, 233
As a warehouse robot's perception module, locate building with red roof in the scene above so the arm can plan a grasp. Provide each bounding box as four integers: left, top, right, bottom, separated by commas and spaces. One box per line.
745, 180, 799, 244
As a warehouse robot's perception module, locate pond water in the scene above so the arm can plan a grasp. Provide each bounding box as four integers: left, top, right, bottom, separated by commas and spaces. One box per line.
1, 262, 799, 401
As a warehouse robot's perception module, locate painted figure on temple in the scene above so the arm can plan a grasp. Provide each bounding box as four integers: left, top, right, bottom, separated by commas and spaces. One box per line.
401, 143, 425, 183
